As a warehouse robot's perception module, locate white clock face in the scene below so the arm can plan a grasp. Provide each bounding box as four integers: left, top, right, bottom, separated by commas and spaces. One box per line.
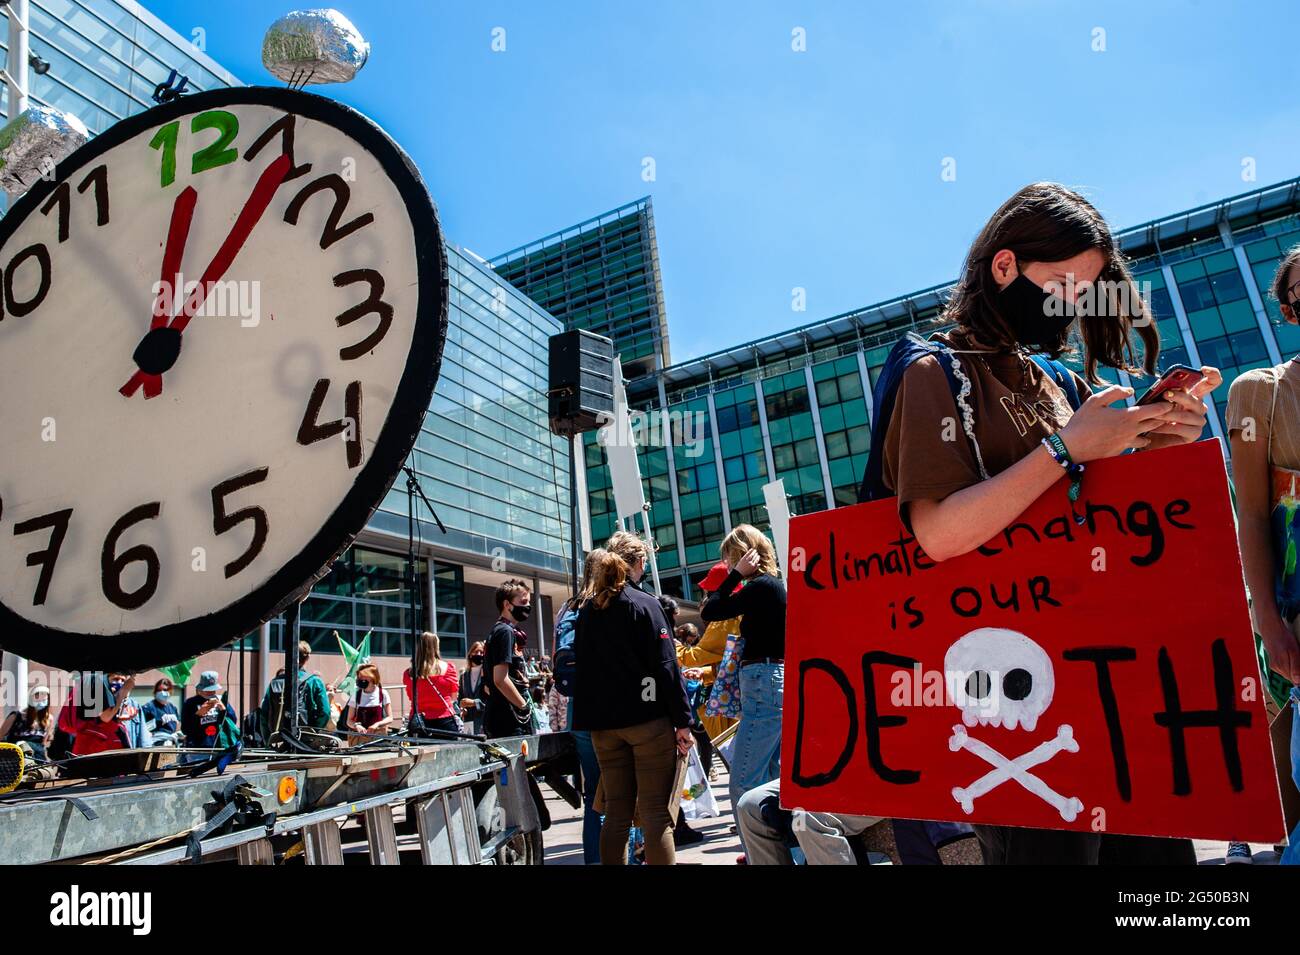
0, 88, 446, 670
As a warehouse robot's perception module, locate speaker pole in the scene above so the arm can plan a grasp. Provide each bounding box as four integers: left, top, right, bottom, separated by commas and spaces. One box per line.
569, 434, 580, 598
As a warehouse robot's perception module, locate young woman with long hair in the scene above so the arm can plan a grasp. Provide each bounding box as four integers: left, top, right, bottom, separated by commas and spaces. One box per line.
571, 549, 694, 865
698, 523, 787, 822
884, 182, 1218, 864
404, 631, 461, 735
1, 685, 52, 761
458, 640, 488, 736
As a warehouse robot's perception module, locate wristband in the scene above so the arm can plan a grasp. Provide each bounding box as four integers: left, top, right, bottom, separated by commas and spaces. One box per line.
1041, 432, 1086, 525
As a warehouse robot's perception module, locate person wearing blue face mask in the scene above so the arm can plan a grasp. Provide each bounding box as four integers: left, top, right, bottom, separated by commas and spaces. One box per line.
2, 684, 53, 762
140, 678, 181, 745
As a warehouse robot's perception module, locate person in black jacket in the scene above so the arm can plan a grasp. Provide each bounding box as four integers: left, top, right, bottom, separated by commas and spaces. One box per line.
572, 542, 694, 865
699, 523, 787, 825
458, 641, 487, 736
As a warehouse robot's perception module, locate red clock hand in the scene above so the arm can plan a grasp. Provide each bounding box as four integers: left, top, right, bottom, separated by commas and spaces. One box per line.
119, 186, 197, 399
121, 152, 292, 399
154, 186, 196, 330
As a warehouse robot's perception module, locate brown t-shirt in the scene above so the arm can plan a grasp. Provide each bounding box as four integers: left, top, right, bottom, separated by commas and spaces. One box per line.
882, 331, 1090, 526
1224, 361, 1300, 471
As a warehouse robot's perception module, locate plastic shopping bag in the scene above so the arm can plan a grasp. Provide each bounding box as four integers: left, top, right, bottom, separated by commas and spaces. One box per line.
679, 744, 719, 820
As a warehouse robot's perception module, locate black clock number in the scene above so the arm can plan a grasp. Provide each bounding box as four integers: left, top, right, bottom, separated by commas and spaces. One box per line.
297, 378, 363, 468
149, 110, 240, 188
39, 163, 110, 243
243, 113, 312, 183
334, 269, 393, 359
13, 507, 72, 606
212, 468, 269, 578
0, 243, 52, 320
102, 502, 161, 610
283, 174, 374, 250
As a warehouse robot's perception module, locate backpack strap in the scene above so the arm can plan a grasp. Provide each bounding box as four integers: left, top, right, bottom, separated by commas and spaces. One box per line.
1027, 354, 1083, 412
858, 333, 990, 503
931, 342, 990, 482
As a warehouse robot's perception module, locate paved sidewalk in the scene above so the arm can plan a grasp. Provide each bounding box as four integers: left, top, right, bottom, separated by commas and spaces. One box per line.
540, 764, 1281, 866
543, 766, 744, 865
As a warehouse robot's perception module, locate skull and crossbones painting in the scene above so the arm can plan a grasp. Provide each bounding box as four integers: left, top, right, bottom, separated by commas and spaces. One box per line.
943, 627, 1085, 823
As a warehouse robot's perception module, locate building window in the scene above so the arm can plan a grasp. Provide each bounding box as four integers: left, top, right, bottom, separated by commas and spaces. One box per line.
271, 546, 430, 659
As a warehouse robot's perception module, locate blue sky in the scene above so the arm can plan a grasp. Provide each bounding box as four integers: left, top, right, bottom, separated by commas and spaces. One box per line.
149, 0, 1300, 364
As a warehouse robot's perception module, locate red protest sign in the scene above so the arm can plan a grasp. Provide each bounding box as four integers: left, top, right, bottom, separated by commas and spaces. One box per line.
781, 440, 1285, 842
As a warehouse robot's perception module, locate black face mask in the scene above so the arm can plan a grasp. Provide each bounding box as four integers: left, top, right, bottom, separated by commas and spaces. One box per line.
998, 273, 1075, 351
510, 604, 531, 623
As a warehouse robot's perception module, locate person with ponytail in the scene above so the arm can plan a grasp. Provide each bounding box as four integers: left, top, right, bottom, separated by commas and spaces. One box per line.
571, 548, 693, 865
882, 182, 1219, 864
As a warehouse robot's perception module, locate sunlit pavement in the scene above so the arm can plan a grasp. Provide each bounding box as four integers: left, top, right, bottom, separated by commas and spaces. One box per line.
540, 764, 1281, 866
543, 765, 744, 865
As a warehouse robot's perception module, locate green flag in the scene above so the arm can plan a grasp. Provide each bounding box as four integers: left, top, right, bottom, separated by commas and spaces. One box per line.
334, 630, 372, 697
158, 657, 197, 689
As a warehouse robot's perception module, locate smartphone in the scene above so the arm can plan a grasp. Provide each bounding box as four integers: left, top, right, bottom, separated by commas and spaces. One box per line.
1135, 364, 1204, 406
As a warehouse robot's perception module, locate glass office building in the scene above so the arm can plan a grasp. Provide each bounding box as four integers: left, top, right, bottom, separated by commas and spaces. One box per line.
1, 0, 237, 134
580, 177, 1300, 601
334, 244, 572, 660
3, 1, 574, 671
257, 242, 571, 662
490, 197, 672, 378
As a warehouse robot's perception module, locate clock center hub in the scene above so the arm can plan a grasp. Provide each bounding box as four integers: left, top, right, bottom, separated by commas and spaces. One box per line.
132, 326, 183, 376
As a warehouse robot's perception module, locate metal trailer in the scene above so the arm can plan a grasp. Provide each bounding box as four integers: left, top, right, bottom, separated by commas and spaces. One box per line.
0, 732, 576, 866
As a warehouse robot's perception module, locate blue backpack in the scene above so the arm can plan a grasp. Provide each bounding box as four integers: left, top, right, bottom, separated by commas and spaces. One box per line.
552, 604, 578, 697
857, 332, 1082, 504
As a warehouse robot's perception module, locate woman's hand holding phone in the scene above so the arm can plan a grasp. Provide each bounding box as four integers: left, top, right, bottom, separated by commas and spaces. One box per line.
1057, 384, 1172, 461
1140, 365, 1221, 450
1058, 365, 1222, 459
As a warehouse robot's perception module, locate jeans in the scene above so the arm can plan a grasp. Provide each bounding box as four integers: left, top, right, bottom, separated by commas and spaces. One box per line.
729, 662, 784, 817
737, 778, 880, 865
591, 717, 678, 865
1282, 687, 1300, 866
571, 728, 602, 865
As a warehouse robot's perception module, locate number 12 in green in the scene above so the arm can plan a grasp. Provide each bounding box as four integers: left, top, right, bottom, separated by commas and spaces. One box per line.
149, 110, 240, 188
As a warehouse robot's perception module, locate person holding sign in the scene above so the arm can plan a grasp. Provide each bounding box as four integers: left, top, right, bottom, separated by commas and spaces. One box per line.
699, 524, 788, 828
880, 182, 1219, 863
1226, 243, 1300, 864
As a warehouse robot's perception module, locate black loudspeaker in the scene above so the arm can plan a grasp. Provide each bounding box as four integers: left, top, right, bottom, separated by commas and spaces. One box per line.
548, 329, 615, 437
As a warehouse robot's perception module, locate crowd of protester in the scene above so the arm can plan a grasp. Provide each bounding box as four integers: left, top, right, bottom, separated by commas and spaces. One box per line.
11, 187, 1300, 866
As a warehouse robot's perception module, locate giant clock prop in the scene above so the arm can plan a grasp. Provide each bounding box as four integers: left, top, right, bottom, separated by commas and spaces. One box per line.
0, 86, 447, 671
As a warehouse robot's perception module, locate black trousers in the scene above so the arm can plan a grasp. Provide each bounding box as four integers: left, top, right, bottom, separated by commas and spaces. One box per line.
975, 825, 1197, 865
416, 715, 463, 736
691, 724, 713, 775
484, 701, 530, 739
975, 825, 1102, 865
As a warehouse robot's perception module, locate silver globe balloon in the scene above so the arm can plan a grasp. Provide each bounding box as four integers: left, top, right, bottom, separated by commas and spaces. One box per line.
0, 105, 90, 195
262, 9, 370, 87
